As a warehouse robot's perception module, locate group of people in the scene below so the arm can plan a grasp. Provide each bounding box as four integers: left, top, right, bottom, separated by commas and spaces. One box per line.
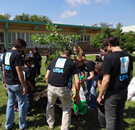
1, 35, 133, 130
45, 35, 133, 130
1, 39, 42, 130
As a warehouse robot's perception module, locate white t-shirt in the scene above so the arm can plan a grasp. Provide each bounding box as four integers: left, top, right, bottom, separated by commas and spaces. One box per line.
127, 77, 135, 101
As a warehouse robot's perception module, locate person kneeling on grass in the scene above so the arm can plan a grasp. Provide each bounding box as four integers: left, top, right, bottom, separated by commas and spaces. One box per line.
71, 75, 88, 121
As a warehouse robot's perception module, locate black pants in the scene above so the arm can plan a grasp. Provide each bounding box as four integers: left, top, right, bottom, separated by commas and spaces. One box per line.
105, 89, 127, 130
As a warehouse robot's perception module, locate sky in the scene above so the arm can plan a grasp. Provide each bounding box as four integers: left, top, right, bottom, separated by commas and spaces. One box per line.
0, 0, 135, 26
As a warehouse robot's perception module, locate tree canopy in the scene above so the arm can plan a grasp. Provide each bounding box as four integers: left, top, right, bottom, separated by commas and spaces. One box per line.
0, 14, 11, 20
32, 24, 80, 58
91, 24, 135, 53
14, 13, 52, 23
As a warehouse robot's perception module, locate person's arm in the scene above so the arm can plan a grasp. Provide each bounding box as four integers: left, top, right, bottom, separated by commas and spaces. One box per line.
2, 64, 6, 81
74, 74, 80, 104
16, 66, 27, 95
82, 71, 94, 82
80, 71, 85, 77
97, 74, 110, 105
27, 81, 34, 90
45, 69, 50, 85
97, 80, 105, 99
97, 80, 102, 92
100, 48, 108, 56
2, 64, 7, 90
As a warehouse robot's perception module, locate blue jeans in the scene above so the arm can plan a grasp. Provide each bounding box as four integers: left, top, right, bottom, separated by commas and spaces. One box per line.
0, 66, 5, 83
5, 84, 27, 130
85, 73, 97, 108
27, 91, 34, 115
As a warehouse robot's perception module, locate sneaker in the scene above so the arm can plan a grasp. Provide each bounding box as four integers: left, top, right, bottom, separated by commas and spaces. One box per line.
49, 124, 54, 129
5, 122, 15, 130
19, 121, 29, 130
19, 128, 27, 130
19, 126, 28, 130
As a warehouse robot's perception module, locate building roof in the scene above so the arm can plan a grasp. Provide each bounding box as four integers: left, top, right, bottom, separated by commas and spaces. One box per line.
0, 19, 116, 30
0, 19, 103, 29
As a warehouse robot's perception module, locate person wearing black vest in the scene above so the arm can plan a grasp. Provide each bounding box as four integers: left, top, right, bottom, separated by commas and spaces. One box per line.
3, 38, 27, 130
45, 49, 80, 130
97, 36, 133, 130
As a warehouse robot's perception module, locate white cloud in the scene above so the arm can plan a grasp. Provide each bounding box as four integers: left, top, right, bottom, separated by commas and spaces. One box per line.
10, 16, 14, 20
95, 0, 110, 3
66, 0, 90, 6
53, 21, 63, 24
59, 10, 78, 19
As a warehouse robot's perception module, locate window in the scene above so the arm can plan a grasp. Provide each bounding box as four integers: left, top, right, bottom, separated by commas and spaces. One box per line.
8, 32, 11, 43
17, 32, 20, 38
20, 33, 24, 39
79, 35, 90, 42
86, 35, 90, 41
0, 32, 4, 46
30, 33, 33, 44
80, 35, 83, 41
12, 32, 16, 42
26, 33, 30, 44
7, 32, 50, 48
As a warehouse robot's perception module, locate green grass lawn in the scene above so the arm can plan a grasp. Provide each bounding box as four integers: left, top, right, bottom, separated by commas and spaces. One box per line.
0, 55, 135, 130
